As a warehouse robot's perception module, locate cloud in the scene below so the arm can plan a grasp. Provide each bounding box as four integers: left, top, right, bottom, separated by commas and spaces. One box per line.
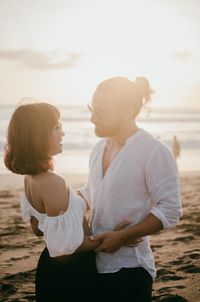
0, 49, 82, 69
171, 51, 193, 62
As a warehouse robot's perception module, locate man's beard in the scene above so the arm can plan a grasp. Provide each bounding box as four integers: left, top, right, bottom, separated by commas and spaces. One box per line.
95, 126, 106, 137
94, 125, 118, 138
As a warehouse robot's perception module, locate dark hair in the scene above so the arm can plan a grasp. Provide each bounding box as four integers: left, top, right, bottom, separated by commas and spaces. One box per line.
4, 102, 60, 175
95, 76, 152, 117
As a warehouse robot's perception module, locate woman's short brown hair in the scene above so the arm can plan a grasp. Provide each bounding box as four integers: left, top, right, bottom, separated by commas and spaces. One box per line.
4, 102, 60, 175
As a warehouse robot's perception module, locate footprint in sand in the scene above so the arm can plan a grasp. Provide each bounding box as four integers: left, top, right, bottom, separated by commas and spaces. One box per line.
173, 235, 194, 243
156, 269, 185, 282
15, 294, 35, 301
152, 294, 188, 301
4, 270, 35, 282
186, 252, 200, 260
177, 264, 200, 274
0, 282, 17, 295
158, 286, 185, 294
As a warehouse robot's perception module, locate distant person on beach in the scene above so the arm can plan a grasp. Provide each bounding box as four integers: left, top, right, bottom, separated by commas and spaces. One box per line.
172, 135, 181, 161
4, 102, 101, 301
78, 76, 182, 302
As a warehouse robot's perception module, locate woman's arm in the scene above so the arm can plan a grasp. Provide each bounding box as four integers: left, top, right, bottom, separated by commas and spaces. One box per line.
90, 213, 162, 253
75, 216, 100, 252
76, 218, 142, 253
82, 216, 91, 235
76, 236, 100, 252
30, 216, 43, 236
77, 190, 90, 211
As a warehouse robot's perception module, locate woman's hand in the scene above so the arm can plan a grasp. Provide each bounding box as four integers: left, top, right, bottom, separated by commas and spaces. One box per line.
90, 220, 143, 253
30, 216, 43, 236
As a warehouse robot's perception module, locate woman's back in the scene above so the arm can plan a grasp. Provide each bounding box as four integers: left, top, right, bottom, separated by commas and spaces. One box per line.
24, 172, 69, 217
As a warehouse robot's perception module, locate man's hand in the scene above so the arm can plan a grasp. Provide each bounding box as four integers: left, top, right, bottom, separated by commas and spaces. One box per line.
90, 230, 125, 253
92, 213, 163, 253
90, 229, 142, 253
113, 220, 131, 231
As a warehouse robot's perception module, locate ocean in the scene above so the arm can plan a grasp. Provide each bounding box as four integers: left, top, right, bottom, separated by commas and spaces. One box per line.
0, 104, 200, 174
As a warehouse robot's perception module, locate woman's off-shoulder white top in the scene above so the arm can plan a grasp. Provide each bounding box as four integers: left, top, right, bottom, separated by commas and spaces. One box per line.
20, 188, 86, 257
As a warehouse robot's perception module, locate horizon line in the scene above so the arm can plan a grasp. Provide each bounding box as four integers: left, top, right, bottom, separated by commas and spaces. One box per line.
0, 102, 200, 112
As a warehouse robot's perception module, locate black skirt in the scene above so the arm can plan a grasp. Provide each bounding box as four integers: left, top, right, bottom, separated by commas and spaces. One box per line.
35, 247, 98, 302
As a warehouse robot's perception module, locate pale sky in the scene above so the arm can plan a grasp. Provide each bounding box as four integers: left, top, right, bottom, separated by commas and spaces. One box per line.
0, 0, 199, 108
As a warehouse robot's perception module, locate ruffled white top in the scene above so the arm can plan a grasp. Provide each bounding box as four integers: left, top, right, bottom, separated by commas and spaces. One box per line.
20, 188, 86, 257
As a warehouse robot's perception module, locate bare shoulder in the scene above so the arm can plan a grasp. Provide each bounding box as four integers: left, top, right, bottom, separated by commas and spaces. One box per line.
41, 172, 67, 188
40, 172, 69, 216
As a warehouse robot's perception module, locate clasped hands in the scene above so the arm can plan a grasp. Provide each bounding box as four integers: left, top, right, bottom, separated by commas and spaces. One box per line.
90, 220, 142, 253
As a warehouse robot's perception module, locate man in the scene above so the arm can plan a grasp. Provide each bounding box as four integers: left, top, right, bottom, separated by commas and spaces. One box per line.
79, 76, 182, 301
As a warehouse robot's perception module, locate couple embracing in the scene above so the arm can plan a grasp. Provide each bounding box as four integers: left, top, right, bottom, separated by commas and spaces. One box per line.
4, 76, 182, 302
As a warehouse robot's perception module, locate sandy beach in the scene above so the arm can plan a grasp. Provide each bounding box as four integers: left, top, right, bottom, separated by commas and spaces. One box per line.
0, 172, 200, 302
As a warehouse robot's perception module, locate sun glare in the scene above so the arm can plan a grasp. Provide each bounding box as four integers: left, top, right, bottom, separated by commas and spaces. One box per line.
0, 0, 199, 108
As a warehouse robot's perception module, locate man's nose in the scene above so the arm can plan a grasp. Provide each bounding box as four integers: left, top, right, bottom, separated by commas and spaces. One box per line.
90, 112, 96, 124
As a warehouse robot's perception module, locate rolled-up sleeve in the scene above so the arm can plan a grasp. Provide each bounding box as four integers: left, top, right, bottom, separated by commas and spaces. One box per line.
145, 144, 183, 229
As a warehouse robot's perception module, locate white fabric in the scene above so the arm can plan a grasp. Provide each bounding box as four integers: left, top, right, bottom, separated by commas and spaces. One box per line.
79, 129, 182, 280
20, 188, 86, 257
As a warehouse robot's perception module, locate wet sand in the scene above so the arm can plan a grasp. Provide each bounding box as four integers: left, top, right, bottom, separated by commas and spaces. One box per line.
0, 172, 200, 302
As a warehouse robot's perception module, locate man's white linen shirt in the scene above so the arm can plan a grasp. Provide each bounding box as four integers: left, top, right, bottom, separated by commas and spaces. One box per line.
79, 129, 182, 280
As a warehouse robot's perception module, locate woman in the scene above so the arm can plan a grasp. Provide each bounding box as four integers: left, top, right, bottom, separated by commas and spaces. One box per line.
4, 102, 100, 301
